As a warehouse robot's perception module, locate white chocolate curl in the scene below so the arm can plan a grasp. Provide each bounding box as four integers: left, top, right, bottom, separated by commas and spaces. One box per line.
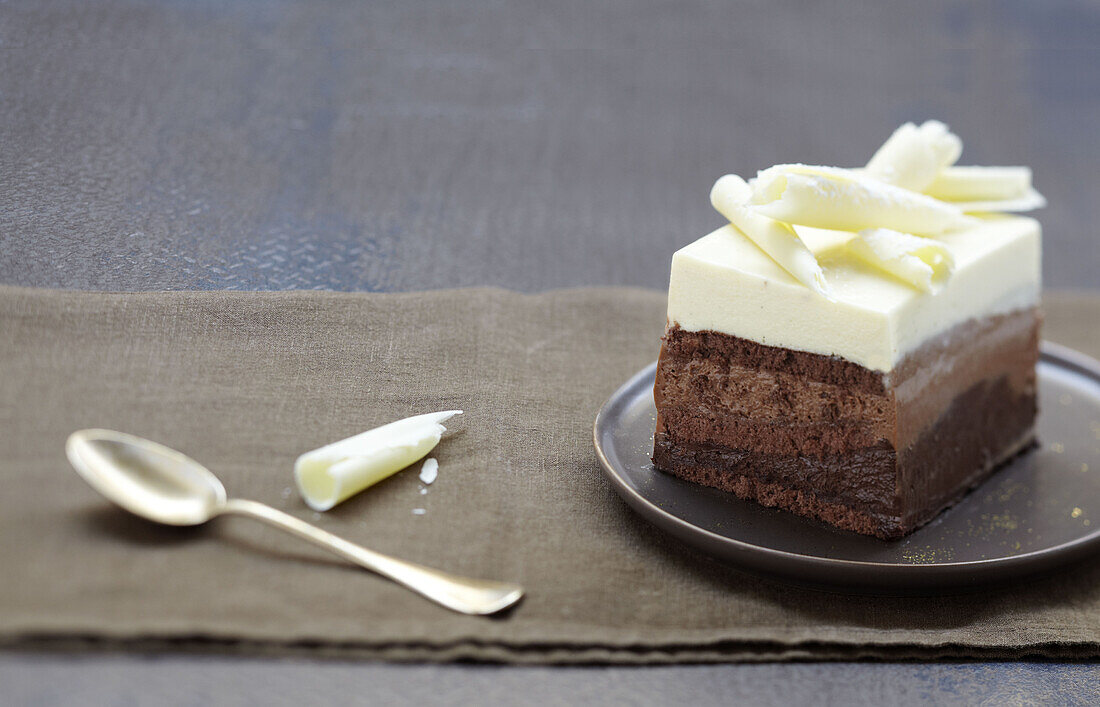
925, 166, 1046, 212
847, 228, 955, 292
926, 166, 1030, 201
749, 164, 973, 236
295, 410, 461, 511
710, 174, 831, 298
948, 190, 1047, 214
865, 120, 962, 192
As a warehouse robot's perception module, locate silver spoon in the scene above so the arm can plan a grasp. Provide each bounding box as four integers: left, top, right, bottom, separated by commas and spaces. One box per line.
65, 429, 524, 616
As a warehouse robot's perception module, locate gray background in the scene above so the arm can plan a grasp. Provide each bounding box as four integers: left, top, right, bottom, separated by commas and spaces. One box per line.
2, 0, 1098, 292
2, 0, 1099, 703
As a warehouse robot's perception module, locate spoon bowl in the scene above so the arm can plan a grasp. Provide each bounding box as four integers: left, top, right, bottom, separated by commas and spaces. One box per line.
65, 429, 524, 615
67, 429, 226, 526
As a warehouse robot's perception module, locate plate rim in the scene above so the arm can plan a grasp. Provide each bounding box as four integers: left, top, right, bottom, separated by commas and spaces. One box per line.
594, 341, 1100, 585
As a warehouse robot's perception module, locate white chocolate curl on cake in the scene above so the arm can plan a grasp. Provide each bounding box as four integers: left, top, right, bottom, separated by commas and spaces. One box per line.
846, 228, 955, 292
748, 164, 974, 236
295, 410, 461, 511
864, 120, 963, 192
710, 174, 832, 299
924, 166, 1046, 213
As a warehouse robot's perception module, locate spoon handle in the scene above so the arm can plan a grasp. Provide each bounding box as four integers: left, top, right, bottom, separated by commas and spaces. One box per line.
220, 499, 523, 616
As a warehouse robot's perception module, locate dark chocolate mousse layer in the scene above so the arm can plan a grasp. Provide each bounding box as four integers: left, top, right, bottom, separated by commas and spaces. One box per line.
652, 308, 1039, 539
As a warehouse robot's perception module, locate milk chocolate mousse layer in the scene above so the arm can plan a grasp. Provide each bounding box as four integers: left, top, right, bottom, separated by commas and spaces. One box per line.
652, 308, 1039, 539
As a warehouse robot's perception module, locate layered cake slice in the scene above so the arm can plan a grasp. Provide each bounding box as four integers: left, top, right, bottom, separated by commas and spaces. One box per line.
652, 121, 1043, 539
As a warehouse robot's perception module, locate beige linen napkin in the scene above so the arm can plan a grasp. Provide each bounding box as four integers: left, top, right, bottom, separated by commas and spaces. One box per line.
0, 285, 1098, 663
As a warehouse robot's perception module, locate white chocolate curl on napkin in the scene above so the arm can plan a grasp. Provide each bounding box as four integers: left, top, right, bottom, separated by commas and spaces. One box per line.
295, 410, 461, 511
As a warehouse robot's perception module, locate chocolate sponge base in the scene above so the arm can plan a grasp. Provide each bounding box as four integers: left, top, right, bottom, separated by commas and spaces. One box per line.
652, 429, 1036, 540
653, 433, 899, 537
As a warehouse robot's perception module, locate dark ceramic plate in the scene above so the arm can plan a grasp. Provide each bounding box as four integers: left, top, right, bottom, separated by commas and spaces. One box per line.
594, 343, 1100, 593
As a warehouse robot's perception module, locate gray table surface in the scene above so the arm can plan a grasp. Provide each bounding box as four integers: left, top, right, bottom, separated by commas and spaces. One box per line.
2, 1, 1098, 704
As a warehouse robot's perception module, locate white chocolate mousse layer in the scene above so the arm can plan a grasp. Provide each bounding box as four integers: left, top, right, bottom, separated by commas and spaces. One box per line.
666, 215, 1040, 373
